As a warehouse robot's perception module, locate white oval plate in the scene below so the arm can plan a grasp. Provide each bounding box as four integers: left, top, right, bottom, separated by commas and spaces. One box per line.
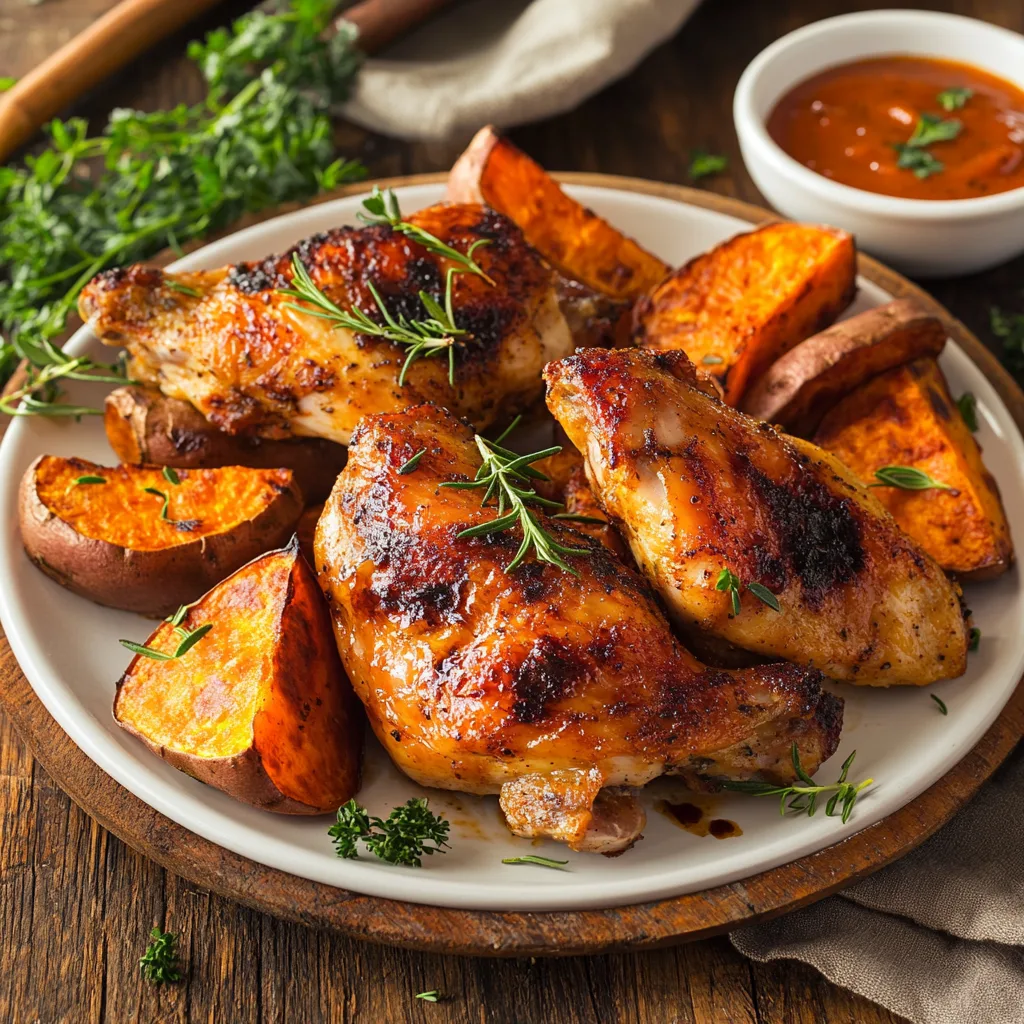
0, 184, 1021, 912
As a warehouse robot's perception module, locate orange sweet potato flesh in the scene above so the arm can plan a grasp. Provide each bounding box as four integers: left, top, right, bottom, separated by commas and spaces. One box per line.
114, 540, 362, 813
447, 126, 671, 300
633, 222, 857, 406
814, 357, 1014, 580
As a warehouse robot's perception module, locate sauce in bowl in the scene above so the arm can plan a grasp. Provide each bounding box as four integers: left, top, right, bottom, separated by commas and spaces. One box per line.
767, 56, 1024, 200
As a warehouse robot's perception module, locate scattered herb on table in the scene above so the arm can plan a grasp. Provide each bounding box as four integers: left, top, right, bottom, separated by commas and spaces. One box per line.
120, 619, 212, 662
398, 449, 427, 475
956, 392, 979, 432
968, 627, 981, 652
329, 798, 450, 867
722, 744, 874, 824
937, 86, 973, 112
930, 693, 949, 715
688, 150, 728, 182
440, 416, 591, 575
869, 465, 955, 491
501, 855, 570, 870
139, 926, 182, 985
893, 112, 962, 179
416, 991, 441, 1002
0, 0, 366, 415
991, 305, 1024, 379
73, 474, 106, 485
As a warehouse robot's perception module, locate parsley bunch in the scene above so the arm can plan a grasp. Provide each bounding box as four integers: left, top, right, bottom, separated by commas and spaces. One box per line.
329, 798, 451, 867
0, 0, 366, 403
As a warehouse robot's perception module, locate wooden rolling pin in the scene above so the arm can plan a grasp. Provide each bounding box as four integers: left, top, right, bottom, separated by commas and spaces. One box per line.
0, 0, 452, 165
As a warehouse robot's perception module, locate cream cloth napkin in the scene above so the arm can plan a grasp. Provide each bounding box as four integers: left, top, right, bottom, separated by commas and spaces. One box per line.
731, 742, 1024, 1024
341, 0, 702, 142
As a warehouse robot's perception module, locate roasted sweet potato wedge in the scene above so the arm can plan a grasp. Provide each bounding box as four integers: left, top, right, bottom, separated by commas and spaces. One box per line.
105, 386, 347, 503
633, 222, 857, 405
447, 126, 671, 300
114, 539, 362, 814
19, 456, 303, 617
742, 299, 947, 435
814, 357, 1014, 579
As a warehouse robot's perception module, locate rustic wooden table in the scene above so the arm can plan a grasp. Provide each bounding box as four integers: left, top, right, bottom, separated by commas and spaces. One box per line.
1, 1, 1021, 1021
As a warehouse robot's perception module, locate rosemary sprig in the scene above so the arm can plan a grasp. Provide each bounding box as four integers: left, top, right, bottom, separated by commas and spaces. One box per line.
0, 344, 127, 418
931, 694, 949, 715
139, 927, 182, 985
74, 474, 106, 485
119, 620, 212, 661
280, 253, 466, 385
721, 744, 873, 824
870, 465, 955, 491
440, 418, 589, 575
358, 186, 494, 284
398, 449, 426, 475
501, 855, 570, 870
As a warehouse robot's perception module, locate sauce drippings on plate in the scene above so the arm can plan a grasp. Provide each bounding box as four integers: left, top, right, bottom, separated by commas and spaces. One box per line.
656, 799, 743, 840
767, 56, 1024, 200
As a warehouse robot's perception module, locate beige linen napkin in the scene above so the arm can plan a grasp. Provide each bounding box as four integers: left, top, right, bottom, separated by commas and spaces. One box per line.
341, 0, 702, 142
731, 742, 1024, 1024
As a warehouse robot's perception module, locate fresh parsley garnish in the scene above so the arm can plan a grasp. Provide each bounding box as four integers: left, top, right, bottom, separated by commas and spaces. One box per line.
329, 798, 450, 867
715, 568, 742, 616
892, 112, 962, 179
930, 693, 949, 715
0, 0, 365, 414
937, 87, 973, 112
688, 150, 728, 182
440, 417, 589, 575
139, 927, 182, 984
120, 619, 212, 661
398, 449, 426, 475
73, 474, 106, 485
869, 465, 955, 491
956, 392, 979, 432
893, 145, 946, 179
501, 855, 570, 870
722, 744, 873, 824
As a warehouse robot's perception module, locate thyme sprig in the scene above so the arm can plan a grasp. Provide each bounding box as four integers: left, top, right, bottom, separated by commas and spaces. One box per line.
440, 417, 590, 575
281, 253, 468, 385
0, 342, 126, 418
722, 744, 873, 824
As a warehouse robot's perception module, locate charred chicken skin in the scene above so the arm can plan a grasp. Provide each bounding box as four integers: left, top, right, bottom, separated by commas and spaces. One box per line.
314, 403, 843, 853
545, 347, 968, 687
77, 204, 574, 445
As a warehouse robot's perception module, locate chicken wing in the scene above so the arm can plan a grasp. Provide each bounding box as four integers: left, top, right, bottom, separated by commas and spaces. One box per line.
314, 403, 842, 853
78, 203, 574, 445
545, 347, 968, 686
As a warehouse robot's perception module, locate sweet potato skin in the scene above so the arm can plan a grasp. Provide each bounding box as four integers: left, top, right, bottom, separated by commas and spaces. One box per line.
447, 126, 671, 300
105, 386, 347, 503
814, 357, 1014, 579
114, 540, 362, 814
633, 222, 857, 405
742, 298, 947, 435
19, 456, 303, 617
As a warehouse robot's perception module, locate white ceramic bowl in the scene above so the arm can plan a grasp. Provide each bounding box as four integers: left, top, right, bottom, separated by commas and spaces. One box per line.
733, 9, 1024, 277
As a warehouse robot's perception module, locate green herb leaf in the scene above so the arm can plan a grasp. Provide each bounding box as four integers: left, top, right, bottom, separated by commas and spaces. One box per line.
165, 280, 201, 298
415, 991, 440, 1002
747, 581, 781, 613
715, 567, 742, 616
0, 77, 15, 92
722, 744, 873, 824
120, 621, 211, 661
397, 448, 426, 475
893, 144, 945, 179
73, 474, 106, 485
688, 150, 728, 182
968, 627, 981, 652
144, 486, 171, 520
930, 693, 948, 715
139, 926, 182, 985
329, 798, 450, 867
937, 87, 973, 112
440, 429, 590, 575
956, 392, 979, 432
907, 112, 963, 148
501, 855, 570, 870
162, 465, 181, 485
869, 465, 955, 491
991, 306, 1024, 379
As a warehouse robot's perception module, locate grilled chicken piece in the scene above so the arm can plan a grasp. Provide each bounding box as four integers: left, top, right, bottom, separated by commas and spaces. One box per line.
78, 204, 575, 445
314, 403, 843, 853
545, 347, 968, 687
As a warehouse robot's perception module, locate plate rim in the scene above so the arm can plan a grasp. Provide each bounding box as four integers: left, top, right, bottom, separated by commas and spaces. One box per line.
1, 171, 1022, 954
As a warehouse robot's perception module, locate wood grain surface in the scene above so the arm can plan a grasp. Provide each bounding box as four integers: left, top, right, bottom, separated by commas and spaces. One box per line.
2, 1, 1023, 1021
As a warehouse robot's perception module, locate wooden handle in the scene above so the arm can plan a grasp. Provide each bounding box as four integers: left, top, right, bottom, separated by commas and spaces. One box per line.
0, 0, 222, 166
341, 0, 454, 54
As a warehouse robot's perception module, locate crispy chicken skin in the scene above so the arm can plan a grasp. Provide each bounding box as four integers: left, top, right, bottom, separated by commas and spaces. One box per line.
545, 347, 968, 687
77, 204, 574, 445
314, 403, 842, 853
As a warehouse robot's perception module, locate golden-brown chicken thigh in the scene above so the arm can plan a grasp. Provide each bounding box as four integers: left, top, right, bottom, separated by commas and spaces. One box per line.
78, 204, 573, 445
314, 403, 843, 853
545, 347, 968, 687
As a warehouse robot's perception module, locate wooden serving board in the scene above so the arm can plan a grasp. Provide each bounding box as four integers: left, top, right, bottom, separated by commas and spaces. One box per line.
1, 173, 1022, 957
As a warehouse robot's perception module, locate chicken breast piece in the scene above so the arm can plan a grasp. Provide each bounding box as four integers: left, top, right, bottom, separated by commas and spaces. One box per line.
314, 403, 843, 853
78, 204, 574, 445
545, 347, 968, 686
